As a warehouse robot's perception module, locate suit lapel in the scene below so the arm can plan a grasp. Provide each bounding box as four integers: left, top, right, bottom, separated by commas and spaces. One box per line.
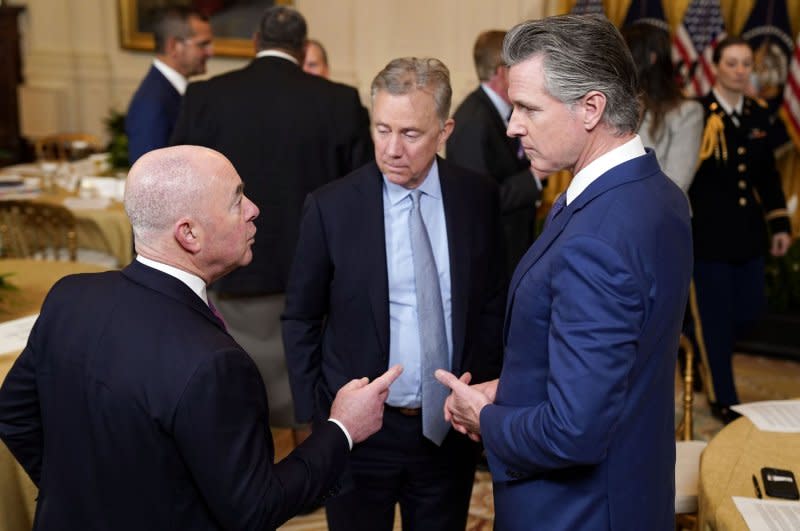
121, 260, 226, 333
502, 151, 662, 340
355, 164, 391, 359
439, 159, 468, 371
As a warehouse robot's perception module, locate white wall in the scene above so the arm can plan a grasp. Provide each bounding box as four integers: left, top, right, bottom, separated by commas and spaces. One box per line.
14, 0, 559, 141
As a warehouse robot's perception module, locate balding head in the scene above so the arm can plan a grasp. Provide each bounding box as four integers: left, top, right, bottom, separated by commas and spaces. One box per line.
125, 145, 212, 243
124, 146, 259, 283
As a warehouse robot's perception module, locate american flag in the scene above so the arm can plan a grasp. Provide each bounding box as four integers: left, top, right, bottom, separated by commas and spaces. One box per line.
780, 33, 800, 149
570, 0, 605, 16
672, 0, 726, 97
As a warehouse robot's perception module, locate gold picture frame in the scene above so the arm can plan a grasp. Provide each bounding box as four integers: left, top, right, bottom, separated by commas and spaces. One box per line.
118, 0, 292, 58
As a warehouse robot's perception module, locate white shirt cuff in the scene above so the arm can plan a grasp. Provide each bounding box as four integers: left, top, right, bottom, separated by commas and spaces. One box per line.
327, 418, 353, 450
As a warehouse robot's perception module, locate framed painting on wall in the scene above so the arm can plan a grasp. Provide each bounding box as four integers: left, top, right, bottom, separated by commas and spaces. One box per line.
118, 0, 293, 58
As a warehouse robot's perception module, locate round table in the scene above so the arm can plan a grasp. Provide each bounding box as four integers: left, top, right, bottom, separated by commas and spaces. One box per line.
0, 258, 110, 531
698, 416, 800, 530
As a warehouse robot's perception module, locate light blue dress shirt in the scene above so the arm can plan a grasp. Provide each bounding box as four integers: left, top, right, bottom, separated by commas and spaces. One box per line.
383, 161, 453, 408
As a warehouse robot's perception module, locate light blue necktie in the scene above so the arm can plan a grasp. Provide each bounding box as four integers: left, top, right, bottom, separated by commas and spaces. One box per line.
408, 189, 450, 446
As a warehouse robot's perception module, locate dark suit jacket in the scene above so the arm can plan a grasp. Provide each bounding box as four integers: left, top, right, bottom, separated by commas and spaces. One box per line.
171, 56, 373, 295
126, 65, 182, 165
690, 93, 791, 262
447, 87, 541, 270
481, 151, 692, 530
0, 261, 349, 530
282, 158, 506, 425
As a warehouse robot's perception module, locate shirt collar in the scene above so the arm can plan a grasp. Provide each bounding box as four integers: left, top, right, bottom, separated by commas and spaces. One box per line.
153, 58, 188, 95
566, 135, 646, 205
383, 158, 442, 206
136, 255, 208, 304
480, 83, 512, 125
255, 49, 299, 65
712, 88, 743, 116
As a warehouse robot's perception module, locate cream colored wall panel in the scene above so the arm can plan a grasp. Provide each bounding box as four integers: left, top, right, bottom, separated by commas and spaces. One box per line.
19, 85, 70, 138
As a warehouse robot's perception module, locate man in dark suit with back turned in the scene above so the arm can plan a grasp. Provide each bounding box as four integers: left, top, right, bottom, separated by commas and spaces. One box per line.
0, 145, 401, 530
283, 57, 506, 531
171, 6, 372, 430
447, 30, 542, 272
126, 6, 212, 165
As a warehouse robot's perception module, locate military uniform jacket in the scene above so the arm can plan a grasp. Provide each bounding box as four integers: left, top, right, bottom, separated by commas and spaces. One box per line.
689, 93, 790, 262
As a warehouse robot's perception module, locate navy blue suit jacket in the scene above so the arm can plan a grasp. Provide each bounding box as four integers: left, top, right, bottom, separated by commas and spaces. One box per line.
126, 65, 182, 165
0, 261, 349, 530
481, 151, 692, 530
282, 158, 506, 424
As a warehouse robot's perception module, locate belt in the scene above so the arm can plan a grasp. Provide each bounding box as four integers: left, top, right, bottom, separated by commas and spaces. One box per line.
385, 405, 421, 417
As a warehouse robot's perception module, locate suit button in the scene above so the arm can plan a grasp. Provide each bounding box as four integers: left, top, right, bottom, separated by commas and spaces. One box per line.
738, 180, 747, 189
739, 197, 747, 206
738, 163, 746, 172
737, 146, 746, 155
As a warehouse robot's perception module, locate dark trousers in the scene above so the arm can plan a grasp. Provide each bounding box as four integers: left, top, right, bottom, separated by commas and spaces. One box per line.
325, 408, 479, 531
693, 257, 765, 406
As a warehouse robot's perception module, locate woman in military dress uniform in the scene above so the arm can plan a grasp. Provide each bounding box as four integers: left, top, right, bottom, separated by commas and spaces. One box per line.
689, 37, 792, 423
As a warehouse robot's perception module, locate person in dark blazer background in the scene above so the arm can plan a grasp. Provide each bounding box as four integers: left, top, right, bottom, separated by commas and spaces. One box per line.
0, 145, 401, 530
126, 6, 213, 165
283, 57, 505, 531
447, 30, 542, 272
171, 6, 373, 431
437, 15, 693, 530
689, 37, 792, 423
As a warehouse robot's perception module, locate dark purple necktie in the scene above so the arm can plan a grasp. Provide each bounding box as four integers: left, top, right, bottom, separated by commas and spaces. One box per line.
544, 193, 566, 229
208, 300, 227, 330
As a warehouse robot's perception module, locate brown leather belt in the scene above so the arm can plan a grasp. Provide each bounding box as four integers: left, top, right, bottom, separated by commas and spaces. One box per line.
385, 405, 421, 417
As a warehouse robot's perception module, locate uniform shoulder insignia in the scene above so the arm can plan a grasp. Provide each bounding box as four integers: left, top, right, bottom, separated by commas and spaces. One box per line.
755, 97, 768, 108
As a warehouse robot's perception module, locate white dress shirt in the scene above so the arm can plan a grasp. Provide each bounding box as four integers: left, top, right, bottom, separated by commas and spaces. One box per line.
566, 136, 646, 205
153, 59, 188, 96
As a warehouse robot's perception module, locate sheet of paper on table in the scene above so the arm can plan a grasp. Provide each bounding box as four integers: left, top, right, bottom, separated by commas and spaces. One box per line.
731, 400, 800, 432
0, 314, 38, 354
733, 496, 800, 530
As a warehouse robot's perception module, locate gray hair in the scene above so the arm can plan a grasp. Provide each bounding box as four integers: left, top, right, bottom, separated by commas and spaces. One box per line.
124, 146, 209, 243
503, 14, 640, 134
370, 57, 452, 125
153, 6, 207, 54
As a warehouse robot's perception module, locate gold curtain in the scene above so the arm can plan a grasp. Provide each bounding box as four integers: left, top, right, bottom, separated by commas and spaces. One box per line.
542, 0, 800, 235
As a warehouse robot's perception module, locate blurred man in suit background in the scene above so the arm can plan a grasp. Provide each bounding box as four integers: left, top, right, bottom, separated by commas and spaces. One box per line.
171, 6, 372, 433
283, 57, 505, 531
447, 30, 542, 272
126, 6, 212, 165
0, 145, 402, 530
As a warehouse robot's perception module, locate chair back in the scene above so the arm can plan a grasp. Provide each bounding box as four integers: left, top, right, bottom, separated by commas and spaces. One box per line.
35, 133, 103, 162
0, 200, 77, 261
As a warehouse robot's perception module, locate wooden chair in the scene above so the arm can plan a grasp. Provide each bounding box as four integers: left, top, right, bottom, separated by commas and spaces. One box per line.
0, 200, 77, 261
675, 333, 707, 531
34, 132, 103, 161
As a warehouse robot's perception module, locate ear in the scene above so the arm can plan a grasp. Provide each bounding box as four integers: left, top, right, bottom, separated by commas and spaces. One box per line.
579, 90, 606, 131
165, 36, 183, 58
174, 217, 201, 254
438, 117, 455, 148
